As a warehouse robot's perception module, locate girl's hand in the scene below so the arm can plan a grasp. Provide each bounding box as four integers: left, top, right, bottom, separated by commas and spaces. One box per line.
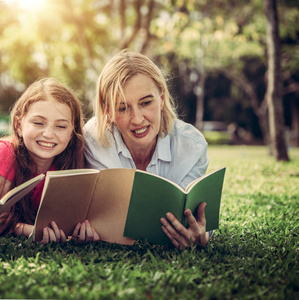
160, 202, 209, 250
14, 223, 34, 237
71, 220, 100, 243
40, 221, 67, 244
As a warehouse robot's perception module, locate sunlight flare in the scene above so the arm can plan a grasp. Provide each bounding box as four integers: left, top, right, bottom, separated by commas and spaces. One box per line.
2, 0, 48, 11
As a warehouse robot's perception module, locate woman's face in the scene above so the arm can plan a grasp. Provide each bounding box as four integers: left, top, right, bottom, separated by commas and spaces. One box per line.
113, 74, 164, 154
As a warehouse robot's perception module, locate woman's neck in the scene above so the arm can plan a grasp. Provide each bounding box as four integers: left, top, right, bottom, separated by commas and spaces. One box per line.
129, 142, 157, 171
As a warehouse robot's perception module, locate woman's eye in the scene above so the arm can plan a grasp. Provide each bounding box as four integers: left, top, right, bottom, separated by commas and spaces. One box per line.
33, 122, 43, 126
57, 125, 67, 129
118, 106, 127, 112
141, 100, 152, 106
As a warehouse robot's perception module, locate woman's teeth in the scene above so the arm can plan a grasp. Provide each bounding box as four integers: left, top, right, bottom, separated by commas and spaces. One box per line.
134, 127, 147, 134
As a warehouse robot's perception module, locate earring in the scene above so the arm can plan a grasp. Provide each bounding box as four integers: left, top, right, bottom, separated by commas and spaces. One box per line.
105, 115, 112, 131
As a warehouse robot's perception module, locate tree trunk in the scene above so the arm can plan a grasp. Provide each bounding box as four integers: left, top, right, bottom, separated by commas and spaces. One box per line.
195, 63, 205, 131
291, 98, 299, 147
217, 68, 271, 148
264, 0, 289, 161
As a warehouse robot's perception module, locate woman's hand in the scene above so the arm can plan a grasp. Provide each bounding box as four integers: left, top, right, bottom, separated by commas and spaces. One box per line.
160, 202, 209, 250
71, 220, 100, 243
40, 221, 67, 244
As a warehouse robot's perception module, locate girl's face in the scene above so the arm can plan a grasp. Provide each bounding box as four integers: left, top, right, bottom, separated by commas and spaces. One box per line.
113, 74, 164, 154
17, 98, 73, 168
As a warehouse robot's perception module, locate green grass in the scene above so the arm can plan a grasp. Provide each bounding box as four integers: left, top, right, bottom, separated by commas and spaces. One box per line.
0, 146, 298, 299
202, 130, 231, 144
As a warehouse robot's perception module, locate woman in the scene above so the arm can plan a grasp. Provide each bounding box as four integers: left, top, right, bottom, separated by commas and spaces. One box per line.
84, 50, 210, 249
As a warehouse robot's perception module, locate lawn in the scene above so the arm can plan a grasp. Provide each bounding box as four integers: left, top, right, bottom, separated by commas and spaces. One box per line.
0, 145, 298, 299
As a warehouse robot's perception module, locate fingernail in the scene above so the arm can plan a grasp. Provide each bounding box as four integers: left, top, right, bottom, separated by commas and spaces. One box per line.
166, 212, 172, 219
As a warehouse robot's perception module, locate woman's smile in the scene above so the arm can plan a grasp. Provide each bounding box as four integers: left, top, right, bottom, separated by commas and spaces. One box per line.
114, 74, 164, 154
132, 126, 150, 136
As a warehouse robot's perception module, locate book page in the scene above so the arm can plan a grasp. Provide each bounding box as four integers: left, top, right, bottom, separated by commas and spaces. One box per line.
33, 171, 100, 241
43, 169, 99, 177
185, 167, 226, 230
0, 174, 45, 214
124, 170, 186, 246
136, 170, 185, 192
87, 168, 136, 245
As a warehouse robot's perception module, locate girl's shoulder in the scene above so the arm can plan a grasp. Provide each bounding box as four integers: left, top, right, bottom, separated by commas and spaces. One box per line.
0, 137, 14, 153
0, 137, 15, 182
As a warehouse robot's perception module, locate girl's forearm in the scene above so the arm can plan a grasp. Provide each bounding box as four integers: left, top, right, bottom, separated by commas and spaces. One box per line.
14, 223, 33, 237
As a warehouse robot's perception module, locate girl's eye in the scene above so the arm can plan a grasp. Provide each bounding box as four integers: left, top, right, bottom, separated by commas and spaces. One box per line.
57, 125, 67, 129
33, 122, 44, 126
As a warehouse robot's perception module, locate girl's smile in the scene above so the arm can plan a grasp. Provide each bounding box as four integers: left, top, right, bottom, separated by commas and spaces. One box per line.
36, 141, 57, 149
17, 98, 73, 172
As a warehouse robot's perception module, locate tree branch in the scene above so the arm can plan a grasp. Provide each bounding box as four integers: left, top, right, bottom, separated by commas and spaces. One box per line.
120, 0, 143, 49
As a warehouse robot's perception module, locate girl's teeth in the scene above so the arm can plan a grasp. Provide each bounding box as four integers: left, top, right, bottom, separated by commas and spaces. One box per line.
135, 127, 147, 134
38, 141, 55, 147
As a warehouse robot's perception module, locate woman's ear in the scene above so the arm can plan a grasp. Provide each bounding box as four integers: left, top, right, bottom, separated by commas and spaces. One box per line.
160, 89, 165, 109
16, 120, 23, 137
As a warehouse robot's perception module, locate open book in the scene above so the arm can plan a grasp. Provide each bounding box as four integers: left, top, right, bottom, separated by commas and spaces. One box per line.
124, 167, 226, 246
0, 174, 45, 214
1, 167, 226, 246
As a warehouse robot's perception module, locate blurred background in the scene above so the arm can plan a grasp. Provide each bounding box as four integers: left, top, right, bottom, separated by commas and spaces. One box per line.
0, 0, 298, 148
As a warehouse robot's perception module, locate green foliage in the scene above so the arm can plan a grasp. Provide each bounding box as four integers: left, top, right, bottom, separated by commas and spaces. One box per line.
202, 130, 231, 145
0, 146, 298, 299
0, 114, 10, 136
0, 0, 299, 141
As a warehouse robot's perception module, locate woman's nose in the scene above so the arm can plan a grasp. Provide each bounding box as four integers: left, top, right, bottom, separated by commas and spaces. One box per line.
131, 108, 144, 125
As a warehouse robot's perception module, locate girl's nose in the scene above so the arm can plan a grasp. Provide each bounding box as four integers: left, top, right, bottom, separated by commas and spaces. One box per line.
42, 126, 55, 138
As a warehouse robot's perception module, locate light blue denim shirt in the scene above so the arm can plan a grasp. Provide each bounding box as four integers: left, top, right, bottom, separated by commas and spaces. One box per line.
84, 118, 209, 190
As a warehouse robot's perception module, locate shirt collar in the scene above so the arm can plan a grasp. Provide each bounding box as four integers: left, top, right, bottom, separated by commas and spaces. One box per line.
150, 134, 171, 164
113, 127, 132, 159
112, 126, 172, 163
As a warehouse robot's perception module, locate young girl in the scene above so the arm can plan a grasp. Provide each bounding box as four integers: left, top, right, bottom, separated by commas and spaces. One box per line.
0, 77, 100, 244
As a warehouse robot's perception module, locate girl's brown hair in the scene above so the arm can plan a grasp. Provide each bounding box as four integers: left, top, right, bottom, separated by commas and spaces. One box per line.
0, 77, 85, 235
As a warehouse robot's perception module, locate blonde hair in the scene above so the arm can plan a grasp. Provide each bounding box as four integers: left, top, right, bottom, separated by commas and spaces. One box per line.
95, 49, 177, 146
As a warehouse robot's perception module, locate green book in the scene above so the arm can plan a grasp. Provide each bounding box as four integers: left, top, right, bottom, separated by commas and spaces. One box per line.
124, 167, 226, 246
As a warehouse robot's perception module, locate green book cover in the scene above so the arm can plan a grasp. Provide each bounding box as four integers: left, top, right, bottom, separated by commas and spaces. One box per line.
123, 167, 226, 246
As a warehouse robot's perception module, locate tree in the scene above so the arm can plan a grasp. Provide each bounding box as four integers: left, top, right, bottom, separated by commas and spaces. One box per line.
0, 0, 299, 152
264, 0, 289, 161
